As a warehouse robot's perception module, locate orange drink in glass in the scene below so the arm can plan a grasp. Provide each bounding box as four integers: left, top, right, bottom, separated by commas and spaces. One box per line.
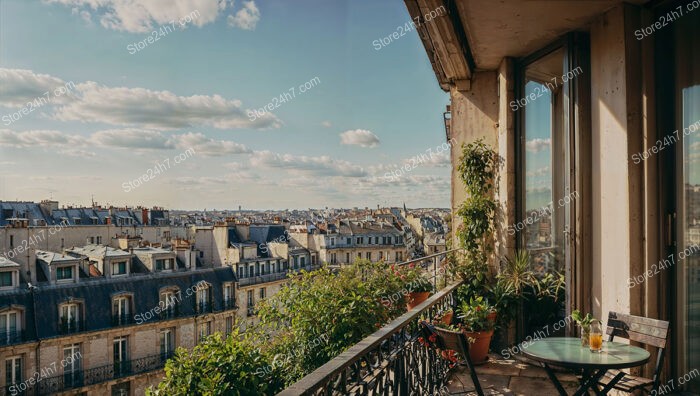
589, 320, 603, 353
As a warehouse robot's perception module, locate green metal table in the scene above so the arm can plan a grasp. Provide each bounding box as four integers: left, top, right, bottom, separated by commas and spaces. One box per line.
522, 337, 650, 396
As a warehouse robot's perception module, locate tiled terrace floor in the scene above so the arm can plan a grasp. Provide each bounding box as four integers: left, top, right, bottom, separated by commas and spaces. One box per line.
445, 355, 687, 395
445, 355, 580, 395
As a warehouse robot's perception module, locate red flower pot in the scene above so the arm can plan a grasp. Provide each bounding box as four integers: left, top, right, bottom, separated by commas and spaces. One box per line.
406, 291, 430, 310
463, 329, 494, 365
440, 311, 454, 325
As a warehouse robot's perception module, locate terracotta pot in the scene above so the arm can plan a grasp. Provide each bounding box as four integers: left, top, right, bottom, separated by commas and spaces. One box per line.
406, 291, 431, 310
487, 311, 497, 324
463, 328, 494, 365
440, 311, 454, 325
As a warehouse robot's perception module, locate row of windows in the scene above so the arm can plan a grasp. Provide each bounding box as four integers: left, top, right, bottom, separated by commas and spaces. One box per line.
2, 315, 235, 392
1, 283, 236, 338
328, 251, 404, 264
329, 235, 404, 246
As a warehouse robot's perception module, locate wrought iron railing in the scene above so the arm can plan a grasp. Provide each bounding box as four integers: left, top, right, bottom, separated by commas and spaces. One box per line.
111, 313, 133, 327
0, 329, 24, 346
223, 297, 237, 310
158, 304, 181, 320
36, 352, 174, 394
195, 301, 213, 314
278, 249, 462, 395
239, 271, 289, 286
59, 318, 85, 334
278, 281, 462, 395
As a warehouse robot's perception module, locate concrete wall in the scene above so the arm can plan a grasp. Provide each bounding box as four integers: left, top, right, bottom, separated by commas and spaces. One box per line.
448, 71, 499, 268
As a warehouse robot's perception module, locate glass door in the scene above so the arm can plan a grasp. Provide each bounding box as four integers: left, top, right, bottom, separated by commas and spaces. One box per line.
675, 5, 700, 391
516, 34, 588, 336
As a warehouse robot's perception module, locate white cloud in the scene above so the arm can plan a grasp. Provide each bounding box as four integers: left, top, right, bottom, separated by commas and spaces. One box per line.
321, 120, 332, 128
526, 166, 550, 177
0, 69, 73, 108
56, 81, 281, 130
90, 129, 173, 149
339, 129, 380, 148
0, 69, 281, 130
525, 138, 551, 153
0, 128, 250, 158
47, 0, 233, 33
227, 1, 260, 30
0, 129, 84, 148
250, 150, 368, 177
168, 132, 250, 156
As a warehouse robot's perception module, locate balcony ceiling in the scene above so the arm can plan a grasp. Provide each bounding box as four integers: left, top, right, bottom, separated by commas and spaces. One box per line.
405, 0, 649, 89
456, 0, 648, 70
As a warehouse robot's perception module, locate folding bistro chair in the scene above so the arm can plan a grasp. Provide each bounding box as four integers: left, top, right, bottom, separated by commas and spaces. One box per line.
597, 311, 670, 394
420, 321, 486, 396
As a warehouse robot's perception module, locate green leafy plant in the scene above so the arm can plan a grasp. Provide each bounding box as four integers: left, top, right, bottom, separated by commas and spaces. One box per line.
148, 330, 284, 396
457, 296, 495, 332
572, 309, 594, 328
454, 138, 500, 287
394, 263, 433, 293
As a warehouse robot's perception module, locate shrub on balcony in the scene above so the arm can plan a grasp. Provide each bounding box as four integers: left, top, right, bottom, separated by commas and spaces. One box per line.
255, 259, 406, 385
148, 330, 284, 396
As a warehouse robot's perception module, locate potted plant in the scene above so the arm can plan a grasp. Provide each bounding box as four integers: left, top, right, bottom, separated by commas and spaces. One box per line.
458, 296, 495, 364
497, 250, 535, 340
396, 263, 433, 310
572, 309, 595, 347
436, 309, 454, 325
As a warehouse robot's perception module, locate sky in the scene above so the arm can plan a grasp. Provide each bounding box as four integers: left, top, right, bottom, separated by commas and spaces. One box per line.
0, 0, 450, 210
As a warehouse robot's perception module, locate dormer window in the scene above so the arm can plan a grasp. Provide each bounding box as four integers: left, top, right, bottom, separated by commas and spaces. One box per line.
0, 270, 17, 289
56, 266, 75, 282
112, 261, 127, 276
155, 258, 173, 271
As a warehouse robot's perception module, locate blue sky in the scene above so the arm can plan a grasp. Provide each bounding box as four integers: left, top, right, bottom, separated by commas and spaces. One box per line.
0, 0, 450, 210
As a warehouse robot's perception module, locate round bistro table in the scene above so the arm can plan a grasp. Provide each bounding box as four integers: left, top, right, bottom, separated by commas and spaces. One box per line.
522, 338, 650, 396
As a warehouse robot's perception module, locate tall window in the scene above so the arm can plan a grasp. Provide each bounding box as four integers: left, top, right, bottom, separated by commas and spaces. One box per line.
225, 316, 233, 335
223, 283, 234, 309
196, 285, 211, 313
60, 303, 81, 333
63, 344, 81, 387
519, 47, 569, 276
113, 337, 129, 376
159, 290, 178, 318
112, 296, 131, 325
5, 356, 22, 389
259, 287, 266, 299
0, 310, 20, 345
197, 321, 211, 342
160, 328, 174, 360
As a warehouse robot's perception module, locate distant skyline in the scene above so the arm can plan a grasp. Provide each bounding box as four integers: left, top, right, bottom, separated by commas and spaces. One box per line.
0, 0, 451, 210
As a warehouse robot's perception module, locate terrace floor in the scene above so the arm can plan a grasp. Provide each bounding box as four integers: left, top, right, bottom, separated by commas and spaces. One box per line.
445, 355, 686, 395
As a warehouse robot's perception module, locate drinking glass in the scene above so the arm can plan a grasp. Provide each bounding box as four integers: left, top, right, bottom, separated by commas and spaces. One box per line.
589, 319, 603, 353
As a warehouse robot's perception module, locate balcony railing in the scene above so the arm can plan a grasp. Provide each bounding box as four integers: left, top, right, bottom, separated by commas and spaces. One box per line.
158, 304, 181, 320
239, 271, 289, 286
36, 352, 174, 394
195, 301, 213, 314
279, 281, 462, 395
0, 329, 24, 346
111, 313, 134, 327
279, 249, 462, 396
59, 318, 85, 334
223, 297, 237, 310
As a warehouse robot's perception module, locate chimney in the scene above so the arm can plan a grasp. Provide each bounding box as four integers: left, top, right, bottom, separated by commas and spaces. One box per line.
142, 208, 149, 225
